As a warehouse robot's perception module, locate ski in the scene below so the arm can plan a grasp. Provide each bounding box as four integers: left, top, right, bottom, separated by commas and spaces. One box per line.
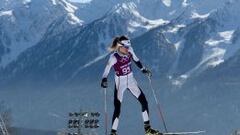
163, 130, 205, 135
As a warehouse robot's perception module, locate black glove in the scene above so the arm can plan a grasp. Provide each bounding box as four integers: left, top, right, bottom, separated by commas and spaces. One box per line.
101, 78, 108, 88
142, 68, 152, 77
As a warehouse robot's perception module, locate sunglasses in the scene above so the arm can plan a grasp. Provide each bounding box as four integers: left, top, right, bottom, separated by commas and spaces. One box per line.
118, 40, 131, 49
121, 45, 129, 49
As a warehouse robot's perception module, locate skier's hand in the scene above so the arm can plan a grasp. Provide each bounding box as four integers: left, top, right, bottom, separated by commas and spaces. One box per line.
101, 78, 108, 88
142, 68, 152, 77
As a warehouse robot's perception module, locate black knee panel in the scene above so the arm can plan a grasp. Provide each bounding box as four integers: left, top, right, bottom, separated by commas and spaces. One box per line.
112, 85, 121, 122
138, 92, 149, 113
113, 98, 121, 117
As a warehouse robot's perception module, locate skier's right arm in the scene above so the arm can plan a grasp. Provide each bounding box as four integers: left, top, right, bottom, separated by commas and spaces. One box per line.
101, 54, 117, 88
129, 47, 152, 77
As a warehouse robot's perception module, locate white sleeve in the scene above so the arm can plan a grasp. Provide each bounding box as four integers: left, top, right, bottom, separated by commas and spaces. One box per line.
129, 47, 140, 62
102, 54, 117, 78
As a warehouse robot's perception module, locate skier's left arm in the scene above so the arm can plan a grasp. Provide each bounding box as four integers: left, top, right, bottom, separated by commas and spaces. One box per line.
129, 47, 152, 77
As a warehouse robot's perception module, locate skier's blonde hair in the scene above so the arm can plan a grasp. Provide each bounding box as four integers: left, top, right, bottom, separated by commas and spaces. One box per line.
108, 36, 129, 52
108, 37, 120, 52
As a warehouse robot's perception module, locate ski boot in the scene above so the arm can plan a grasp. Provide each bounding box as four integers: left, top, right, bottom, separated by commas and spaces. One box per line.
110, 132, 117, 135
110, 130, 117, 135
145, 128, 163, 135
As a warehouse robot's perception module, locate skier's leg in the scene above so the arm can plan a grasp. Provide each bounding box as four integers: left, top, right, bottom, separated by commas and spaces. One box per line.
111, 84, 125, 134
129, 85, 151, 127
128, 76, 161, 135
135, 88, 161, 135
127, 76, 150, 124
138, 90, 150, 124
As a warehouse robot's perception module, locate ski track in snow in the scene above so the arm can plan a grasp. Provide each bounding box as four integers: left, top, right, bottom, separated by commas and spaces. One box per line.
68, 53, 109, 81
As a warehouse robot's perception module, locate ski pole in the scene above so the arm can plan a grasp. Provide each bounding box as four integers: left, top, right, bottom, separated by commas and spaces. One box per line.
147, 76, 168, 133
103, 88, 108, 135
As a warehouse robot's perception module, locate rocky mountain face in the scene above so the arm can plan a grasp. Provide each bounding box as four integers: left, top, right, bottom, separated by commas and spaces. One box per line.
0, 0, 82, 69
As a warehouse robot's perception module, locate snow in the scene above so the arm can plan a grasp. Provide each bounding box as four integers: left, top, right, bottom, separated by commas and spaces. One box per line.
51, 0, 57, 5
170, 29, 235, 84
206, 48, 226, 66
58, 0, 83, 25
180, 74, 188, 79
205, 30, 234, 46
59, 0, 78, 13
181, 29, 234, 76
122, 2, 136, 11
67, 13, 83, 25
219, 30, 234, 41
191, 11, 210, 19
169, 10, 176, 15
82, 54, 108, 68
182, 0, 189, 7
171, 74, 188, 87
69, 0, 92, 3
114, 2, 169, 35
22, 0, 31, 5
174, 41, 181, 51
68, 53, 109, 81
172, 80, 182, 86
0, 0, 84, 67
179, 29, 235, 77
162, 0, 171, 7
0, 10, 13, 16
209, 58, 225, 67
167, 24, 186, 33
205, 39, 223, 46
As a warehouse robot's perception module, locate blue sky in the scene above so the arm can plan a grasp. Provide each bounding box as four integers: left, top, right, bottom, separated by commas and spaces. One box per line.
69, 0, 92, 3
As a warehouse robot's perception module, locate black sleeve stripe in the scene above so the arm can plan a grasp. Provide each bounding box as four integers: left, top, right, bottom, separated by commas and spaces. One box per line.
134, 60, 143, 69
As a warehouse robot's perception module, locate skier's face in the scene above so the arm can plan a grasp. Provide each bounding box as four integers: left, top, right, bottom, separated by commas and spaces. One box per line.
119, 46, 129, 54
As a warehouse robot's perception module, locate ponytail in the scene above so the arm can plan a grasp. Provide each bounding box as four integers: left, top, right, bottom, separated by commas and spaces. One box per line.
108, 35, 129, 52
108, 37, 120, 52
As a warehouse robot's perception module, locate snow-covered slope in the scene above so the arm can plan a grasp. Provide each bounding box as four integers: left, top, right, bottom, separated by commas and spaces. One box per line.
1, 0, 240, 86
0, 0, 82, 67
104, 2, 169, 37
160, 0, 240, 86
0, 1, 175, 86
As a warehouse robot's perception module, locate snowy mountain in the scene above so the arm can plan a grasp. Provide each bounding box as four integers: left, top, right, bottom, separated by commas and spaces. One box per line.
0, 0, 82, 67
72, 0, 240, 82
0, 1, 174, 86
1, 0, 240, 87
159, 0, 240, 86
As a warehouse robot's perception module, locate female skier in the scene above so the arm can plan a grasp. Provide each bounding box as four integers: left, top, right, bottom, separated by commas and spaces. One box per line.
101, 35, 163, 135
